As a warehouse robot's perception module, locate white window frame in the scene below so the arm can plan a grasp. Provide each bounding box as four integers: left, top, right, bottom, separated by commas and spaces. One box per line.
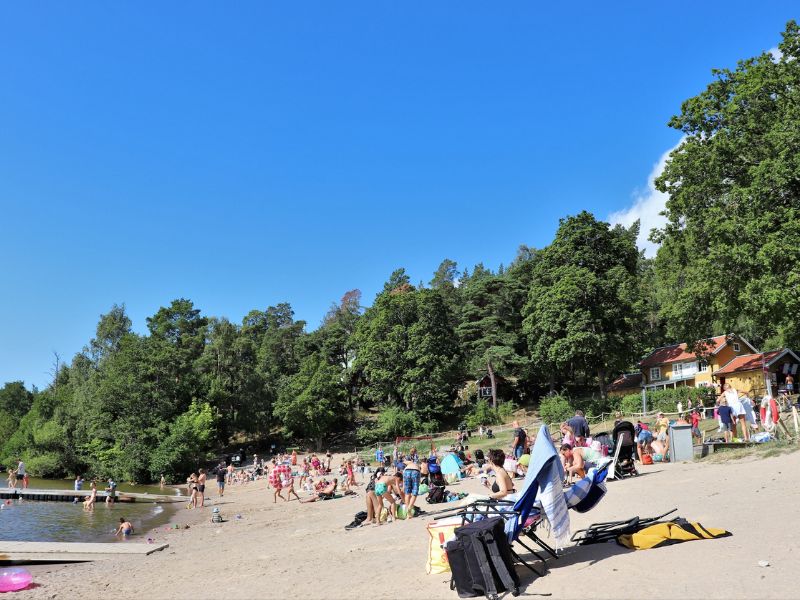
733, 342, 740, 352
699, 361, 709, 372
650, 367, 662, 381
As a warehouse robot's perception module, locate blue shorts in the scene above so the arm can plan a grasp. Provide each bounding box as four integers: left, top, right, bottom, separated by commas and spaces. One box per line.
637, 431, 653, 444
403, 469, 420, 495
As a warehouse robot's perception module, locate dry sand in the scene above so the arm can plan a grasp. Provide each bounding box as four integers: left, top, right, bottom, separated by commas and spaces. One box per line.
16, 449, 800, 600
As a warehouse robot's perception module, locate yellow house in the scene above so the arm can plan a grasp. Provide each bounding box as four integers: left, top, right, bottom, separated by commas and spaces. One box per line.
639, 334, 758, 390
713, 348, 800, 397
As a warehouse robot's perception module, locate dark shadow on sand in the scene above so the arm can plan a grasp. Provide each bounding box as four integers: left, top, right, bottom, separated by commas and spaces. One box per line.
514, 541, 633, 593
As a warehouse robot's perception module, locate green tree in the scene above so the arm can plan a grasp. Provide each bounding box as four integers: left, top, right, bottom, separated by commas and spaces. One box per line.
273, 352, 347, 450
457, 275, 526, 408
653, 21, 800, 349
523, 212, 642, 399
149, 401, 217, 481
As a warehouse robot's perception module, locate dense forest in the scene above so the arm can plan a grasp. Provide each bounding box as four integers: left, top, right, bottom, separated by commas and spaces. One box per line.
2, 23, 799, 482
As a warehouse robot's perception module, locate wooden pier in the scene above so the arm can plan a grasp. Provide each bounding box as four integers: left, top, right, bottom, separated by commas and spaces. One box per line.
0, 541, 169, 562
0, 488, 188, 503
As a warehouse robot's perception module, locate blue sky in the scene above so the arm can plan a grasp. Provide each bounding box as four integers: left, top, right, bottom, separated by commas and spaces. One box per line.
1, 3, 796, 389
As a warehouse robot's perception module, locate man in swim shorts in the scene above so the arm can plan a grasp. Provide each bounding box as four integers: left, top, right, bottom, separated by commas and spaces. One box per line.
402, 460, 420, 519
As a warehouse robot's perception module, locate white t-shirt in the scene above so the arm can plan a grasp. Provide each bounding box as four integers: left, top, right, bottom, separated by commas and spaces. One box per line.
16, 461, 25, 476
725, 389, 744, 416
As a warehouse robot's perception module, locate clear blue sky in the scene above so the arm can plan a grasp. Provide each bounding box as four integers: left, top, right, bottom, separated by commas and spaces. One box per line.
1, 3, 795, 389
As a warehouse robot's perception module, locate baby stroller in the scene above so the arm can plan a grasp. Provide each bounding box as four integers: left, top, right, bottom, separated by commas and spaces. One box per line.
426, 463, 448, 504
611, 421, 638, 478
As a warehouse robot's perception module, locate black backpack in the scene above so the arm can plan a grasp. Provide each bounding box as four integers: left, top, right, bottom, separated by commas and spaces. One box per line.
426, 485, 447, 504
446, 517, 520, 599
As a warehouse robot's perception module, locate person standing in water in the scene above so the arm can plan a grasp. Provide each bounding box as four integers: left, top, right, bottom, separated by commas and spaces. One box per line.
84, 481, 98, 510
160, 474, 166, 489
105, 478, 117, 505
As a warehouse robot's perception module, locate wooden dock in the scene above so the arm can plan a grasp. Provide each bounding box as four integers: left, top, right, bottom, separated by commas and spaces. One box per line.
0, 488, 189, 503
0, 541, 169, 562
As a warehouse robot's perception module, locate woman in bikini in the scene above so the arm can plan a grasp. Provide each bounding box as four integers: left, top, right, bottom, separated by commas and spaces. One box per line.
83, 480, 98, 510
486, 449, 515, 501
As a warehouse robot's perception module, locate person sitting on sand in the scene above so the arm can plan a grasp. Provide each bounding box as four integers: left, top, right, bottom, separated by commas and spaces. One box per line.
300, 479, 338, 503
484, 449, 514, 500
115, 517, 134, 537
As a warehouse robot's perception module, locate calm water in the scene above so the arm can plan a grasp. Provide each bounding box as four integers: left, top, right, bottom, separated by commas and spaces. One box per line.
0, 478, 181, 542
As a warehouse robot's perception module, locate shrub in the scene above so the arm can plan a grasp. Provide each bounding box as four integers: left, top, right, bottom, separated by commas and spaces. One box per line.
465, 399, 499, 429
616, 387, 716, 416
355, 406, 421, 445
538, 393, 574, 425
497, 401, 517, 421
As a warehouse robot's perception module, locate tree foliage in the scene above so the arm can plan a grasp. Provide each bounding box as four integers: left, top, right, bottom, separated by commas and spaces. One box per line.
3, 22, 799, 480
653, 21, 800, 349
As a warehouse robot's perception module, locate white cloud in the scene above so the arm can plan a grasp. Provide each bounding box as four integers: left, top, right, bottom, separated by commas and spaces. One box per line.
769, 46, 783, 62
608, 141, 683, 257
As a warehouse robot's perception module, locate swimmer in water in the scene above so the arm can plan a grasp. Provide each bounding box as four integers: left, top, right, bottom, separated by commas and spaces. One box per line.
115, 517, 134, 537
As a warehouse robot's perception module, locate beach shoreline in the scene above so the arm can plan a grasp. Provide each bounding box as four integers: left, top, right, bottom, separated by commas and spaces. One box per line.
11, 448, 800, 600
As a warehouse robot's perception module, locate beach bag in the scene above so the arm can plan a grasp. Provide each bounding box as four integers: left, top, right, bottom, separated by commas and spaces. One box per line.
426, 519, 460, 574
642, 454, 653, 465
447, 517, 520, 599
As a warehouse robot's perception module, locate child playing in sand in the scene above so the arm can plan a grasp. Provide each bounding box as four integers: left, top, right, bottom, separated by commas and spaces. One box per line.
115, 517, 134, 537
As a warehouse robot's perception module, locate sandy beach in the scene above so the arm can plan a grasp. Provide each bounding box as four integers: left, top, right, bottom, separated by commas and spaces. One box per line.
15, 449, 799, 600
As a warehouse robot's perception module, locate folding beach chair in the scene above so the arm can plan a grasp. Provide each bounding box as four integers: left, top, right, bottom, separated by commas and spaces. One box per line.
570, 508, 677, 545
435, 426, 611, 577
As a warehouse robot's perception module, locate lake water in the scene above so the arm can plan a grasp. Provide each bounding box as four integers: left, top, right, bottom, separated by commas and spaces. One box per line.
0, 478, 182, 543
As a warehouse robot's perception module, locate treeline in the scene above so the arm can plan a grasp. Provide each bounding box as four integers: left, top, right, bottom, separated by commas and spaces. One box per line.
2, 21, 799, 482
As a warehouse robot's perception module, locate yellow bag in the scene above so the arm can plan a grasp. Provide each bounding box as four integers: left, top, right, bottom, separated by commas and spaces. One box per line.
425, 519, 460, 574
618, 520, 731, 550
